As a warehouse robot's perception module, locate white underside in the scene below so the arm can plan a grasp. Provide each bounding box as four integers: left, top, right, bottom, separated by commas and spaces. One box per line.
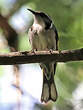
29, 23, 56, 50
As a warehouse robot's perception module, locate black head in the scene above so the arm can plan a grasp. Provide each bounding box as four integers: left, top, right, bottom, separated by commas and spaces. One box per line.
27, 9, 52, 29
38, 12, 52, 29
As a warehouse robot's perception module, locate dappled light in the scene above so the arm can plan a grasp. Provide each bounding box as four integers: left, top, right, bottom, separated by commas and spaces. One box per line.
0, 0, 83, 110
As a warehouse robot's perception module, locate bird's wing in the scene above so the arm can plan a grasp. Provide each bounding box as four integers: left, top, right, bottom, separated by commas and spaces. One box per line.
53, 24, 59, 50
52, 24, 59, 75
54, 63, 57, 75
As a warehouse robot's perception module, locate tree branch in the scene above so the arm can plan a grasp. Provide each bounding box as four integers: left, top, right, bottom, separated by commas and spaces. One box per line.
0, 48, 83, 65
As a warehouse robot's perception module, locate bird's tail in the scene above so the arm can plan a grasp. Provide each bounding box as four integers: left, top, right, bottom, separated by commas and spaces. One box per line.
41, 71, 58, 103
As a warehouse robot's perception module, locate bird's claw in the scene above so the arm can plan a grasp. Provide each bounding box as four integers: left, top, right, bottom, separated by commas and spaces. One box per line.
31, 49, 37, 54
49, 49, 53, 54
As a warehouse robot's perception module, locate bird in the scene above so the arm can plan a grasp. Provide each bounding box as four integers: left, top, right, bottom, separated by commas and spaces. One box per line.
28, 9, 59, 103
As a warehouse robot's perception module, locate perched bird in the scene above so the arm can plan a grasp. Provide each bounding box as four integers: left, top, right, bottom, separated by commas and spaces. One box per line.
28, 9, 59, 103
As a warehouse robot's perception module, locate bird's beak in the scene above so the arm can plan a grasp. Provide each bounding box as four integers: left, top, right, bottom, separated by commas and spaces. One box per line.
27, 8, 36, 15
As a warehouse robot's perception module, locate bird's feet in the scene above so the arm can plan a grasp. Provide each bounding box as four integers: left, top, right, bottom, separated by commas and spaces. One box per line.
49, 49, 54, 54
45, 48, 54, 54
31, 49, 37, 54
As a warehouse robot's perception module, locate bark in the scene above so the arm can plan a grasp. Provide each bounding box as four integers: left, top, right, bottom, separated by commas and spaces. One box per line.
0, 48, 83, 65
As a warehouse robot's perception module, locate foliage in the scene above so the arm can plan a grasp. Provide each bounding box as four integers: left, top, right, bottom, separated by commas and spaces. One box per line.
0, 0, 83, 110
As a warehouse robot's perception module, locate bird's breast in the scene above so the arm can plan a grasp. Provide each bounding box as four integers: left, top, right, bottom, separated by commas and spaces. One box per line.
29, 24, 56, 50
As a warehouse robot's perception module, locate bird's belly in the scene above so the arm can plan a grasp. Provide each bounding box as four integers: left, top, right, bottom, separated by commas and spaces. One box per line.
32, 34, 54, 50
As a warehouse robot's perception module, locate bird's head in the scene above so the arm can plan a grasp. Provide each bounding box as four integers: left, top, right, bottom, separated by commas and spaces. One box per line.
27, 8, 52, 29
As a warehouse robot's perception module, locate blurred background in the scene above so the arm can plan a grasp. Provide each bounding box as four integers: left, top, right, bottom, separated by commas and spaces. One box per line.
0, 0, 83, 110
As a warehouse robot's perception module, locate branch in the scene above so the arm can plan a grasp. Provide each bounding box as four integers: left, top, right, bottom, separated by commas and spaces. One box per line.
0, 48, 83, 65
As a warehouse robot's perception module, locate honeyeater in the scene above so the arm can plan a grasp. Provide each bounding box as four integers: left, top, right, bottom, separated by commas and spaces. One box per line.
28, 9, 59, 103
